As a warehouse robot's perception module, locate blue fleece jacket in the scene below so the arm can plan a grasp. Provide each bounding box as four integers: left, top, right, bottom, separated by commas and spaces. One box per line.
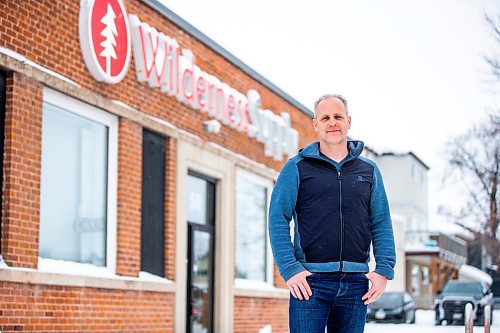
269, 141, 396, 282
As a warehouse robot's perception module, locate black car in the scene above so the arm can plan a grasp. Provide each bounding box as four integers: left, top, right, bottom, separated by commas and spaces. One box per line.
366, 291, 416, 323
434, 280, 494, 326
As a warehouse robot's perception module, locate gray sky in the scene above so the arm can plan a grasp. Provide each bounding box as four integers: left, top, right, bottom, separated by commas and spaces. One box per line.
158, 0, 500, 231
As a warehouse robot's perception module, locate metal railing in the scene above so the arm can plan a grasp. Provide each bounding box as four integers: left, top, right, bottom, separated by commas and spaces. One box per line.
484, 304, 491, 333
464, 303, 492, 333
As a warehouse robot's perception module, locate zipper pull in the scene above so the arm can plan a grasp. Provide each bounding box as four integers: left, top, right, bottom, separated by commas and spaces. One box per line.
337, 171, 341, 179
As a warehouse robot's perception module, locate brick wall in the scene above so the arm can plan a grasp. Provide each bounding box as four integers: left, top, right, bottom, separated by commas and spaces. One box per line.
0, 281, 174, 333
274, 265, 287, 289
164, 137, 177, 281
1, 72, 42, 269
116, 119, 143, 277
0, 0, 318, 331
0, 0, 316, 165
234, 297, 289, 333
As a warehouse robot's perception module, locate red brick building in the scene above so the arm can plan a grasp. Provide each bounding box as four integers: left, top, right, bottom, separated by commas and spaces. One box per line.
0, 0, 316, 332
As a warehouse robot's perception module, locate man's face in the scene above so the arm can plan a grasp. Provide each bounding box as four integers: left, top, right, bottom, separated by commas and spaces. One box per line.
313, 97, 351, 146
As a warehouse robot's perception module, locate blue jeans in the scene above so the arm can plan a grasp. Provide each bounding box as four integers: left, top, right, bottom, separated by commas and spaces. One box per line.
289, 272, 369, 333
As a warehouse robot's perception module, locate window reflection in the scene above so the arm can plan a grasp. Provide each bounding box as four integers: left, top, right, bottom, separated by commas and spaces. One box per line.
39, 102, 108, 266
236, 171, 268, 281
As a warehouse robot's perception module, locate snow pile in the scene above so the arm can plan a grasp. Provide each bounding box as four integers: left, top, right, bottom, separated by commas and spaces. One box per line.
459, 264, 493, 287
365, 310, 499, 333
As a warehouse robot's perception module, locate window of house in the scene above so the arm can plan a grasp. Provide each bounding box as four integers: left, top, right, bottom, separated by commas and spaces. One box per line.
38, 88, 117, 274
421, 266, 429, 285
235, 168, 273, 285
411, 265, 420, 295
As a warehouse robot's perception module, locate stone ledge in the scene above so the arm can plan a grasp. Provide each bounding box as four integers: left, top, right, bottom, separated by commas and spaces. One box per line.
233, 286, 289, 299
0, 268, 176, 293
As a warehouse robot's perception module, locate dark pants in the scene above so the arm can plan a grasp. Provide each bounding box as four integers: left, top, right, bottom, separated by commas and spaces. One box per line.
289, 272, 369, 333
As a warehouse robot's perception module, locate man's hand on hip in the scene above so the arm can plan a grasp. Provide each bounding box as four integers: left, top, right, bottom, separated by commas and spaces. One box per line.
362, 271, 387, 305
286, 270, 313, 300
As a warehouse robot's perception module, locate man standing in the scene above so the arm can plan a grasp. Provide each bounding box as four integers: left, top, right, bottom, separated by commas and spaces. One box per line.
269, 94, 396, 333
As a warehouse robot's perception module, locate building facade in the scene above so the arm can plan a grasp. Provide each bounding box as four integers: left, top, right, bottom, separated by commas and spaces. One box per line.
0, 1, 318, 332
363, 149, 432, 306
372, 152, 429, 242
405, 232, 467, 308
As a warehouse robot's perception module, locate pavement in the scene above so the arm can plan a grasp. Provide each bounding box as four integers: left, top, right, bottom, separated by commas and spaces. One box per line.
364, 309, 500, 333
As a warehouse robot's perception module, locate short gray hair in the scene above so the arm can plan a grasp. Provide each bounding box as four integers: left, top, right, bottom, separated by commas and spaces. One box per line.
313, 94, 348, 117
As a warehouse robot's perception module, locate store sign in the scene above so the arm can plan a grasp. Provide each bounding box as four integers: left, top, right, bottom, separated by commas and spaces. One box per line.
79, 0, 298, 160
79, 0, 131, 84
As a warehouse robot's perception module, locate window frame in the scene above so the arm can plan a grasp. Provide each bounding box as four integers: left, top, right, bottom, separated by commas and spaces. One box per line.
38, 87, 118, 277
234, 167, 274, 288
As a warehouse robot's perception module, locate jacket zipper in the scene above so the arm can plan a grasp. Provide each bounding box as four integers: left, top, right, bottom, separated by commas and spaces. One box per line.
337, 170, 344, 271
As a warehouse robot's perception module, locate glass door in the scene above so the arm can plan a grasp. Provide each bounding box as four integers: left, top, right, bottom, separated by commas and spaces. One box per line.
186, 173, 215, 333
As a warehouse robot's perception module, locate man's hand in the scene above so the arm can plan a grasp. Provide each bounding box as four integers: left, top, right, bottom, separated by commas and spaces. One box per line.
362, 271, 387, 305
286, 270, 313, 300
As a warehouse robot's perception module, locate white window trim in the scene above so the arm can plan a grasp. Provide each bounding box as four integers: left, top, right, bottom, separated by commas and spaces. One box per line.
235, 167, 274, 287
39, 87, 118, 277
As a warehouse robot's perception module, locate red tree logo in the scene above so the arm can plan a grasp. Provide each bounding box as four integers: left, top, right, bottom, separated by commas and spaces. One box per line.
79, 0, 131, 84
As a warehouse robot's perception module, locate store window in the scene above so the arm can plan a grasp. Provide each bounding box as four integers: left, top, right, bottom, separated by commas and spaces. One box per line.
38, 88, 117, 273
235, 168, 273, 284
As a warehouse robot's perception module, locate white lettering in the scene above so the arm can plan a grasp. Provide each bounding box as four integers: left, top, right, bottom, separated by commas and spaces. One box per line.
128, 15, 298, 160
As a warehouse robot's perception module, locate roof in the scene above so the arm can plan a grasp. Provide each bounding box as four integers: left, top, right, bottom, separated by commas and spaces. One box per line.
405, 244, 440, 254
142, 0, 314, 118
379, 151, 430, 170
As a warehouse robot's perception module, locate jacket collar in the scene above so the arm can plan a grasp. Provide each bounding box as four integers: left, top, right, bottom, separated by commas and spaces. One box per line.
299, 140, 364, 164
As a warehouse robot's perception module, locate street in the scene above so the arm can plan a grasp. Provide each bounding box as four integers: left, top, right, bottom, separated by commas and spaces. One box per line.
365, 309, 500, 333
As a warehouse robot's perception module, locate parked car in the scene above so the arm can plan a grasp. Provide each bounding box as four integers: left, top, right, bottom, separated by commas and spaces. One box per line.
366, 291, 416, 324
434, 280, 494, 325
491, 279, 500, 309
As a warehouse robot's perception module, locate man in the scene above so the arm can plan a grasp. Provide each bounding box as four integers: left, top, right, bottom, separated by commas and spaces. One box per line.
269, 94, 396, 333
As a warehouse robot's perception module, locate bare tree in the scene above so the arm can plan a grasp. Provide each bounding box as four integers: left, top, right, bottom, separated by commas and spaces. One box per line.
443, 113, 499, 274
485, 14, 500, 80
440, 13, 500, 275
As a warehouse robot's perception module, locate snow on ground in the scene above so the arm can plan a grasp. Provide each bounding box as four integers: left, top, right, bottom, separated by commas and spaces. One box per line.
364, 309, 500, 333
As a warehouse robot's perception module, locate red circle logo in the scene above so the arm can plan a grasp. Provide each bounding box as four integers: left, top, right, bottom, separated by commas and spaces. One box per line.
79, 0, 131, 84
